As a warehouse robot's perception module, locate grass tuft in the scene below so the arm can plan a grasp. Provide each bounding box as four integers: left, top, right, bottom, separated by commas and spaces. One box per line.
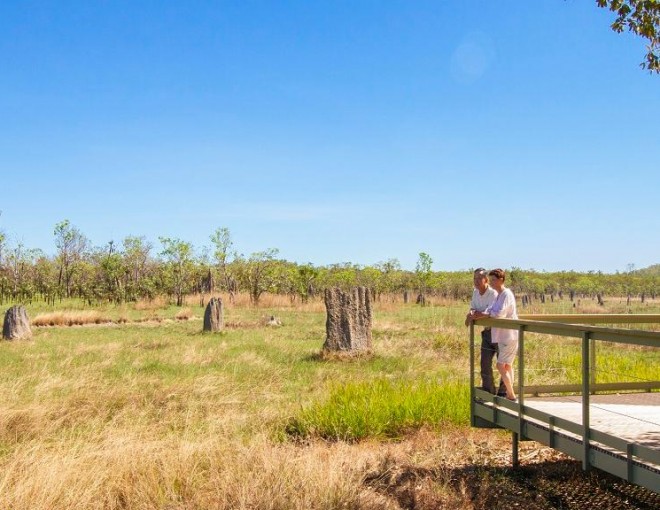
32, 311, 110, 327
174, 308, 193, 321
286, 378, 469, 441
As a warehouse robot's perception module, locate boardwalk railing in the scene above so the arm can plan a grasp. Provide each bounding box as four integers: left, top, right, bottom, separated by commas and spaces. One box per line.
469, 314, 660, 494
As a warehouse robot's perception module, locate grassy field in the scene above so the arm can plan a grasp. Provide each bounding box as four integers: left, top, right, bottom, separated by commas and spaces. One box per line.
0, 294, 658, 509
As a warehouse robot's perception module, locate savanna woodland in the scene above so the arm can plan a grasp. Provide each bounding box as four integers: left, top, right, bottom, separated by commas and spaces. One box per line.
0, 3, 658, 509
1, 222, 659, 307
0, 221, 658, 509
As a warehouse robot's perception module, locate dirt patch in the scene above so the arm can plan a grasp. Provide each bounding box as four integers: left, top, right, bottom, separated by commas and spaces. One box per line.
363, 446, 660, 510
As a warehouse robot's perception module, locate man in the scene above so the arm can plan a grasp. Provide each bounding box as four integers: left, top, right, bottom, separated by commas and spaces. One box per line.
465, 268, 505, 395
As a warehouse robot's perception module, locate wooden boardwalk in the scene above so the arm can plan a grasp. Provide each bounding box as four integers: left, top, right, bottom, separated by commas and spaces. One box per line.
470, 314, 660, 493
472, 390, 660, 493
525, 392, 660, 452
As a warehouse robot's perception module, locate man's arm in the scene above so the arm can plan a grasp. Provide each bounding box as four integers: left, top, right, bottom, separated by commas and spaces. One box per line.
465, 290, 477, 326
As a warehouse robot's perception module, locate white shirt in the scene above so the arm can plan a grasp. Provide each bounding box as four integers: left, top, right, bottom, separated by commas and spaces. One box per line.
485, 287, 518, 345
470, 286, 497, 313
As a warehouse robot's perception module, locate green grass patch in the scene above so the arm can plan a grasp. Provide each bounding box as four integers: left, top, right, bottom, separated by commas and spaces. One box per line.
286, 378, 469, 441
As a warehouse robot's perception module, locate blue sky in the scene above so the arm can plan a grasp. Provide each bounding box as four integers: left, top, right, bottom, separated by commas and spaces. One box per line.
0, 1, 658, 272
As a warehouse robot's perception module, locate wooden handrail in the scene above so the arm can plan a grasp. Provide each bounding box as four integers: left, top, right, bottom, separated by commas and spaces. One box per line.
470, 313, 660, 491
474, 317, 660, 347
518, 314, 660, 324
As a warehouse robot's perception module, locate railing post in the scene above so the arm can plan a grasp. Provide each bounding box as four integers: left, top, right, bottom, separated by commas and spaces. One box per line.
518, 325, 525, 437
512, 431, 519, 468
469, 321, 475, 426
582, 331, 591, 471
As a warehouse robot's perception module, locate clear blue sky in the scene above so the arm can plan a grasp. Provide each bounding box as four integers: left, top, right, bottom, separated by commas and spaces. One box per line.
1, 1, 658, 272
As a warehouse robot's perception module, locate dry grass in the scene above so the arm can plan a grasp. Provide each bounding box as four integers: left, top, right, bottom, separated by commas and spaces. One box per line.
133, 296, 169, 311
1, 420, 654, 509
178, 292, 464, 314
0, 433, 373, 509
191, 292, 327, 312
174, 307, 194, 320
32, 310, 111, 327
0, 296, 657, 509
0, 399, 506, 510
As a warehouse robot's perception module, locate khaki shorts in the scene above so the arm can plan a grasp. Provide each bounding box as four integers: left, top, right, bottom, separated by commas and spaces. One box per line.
497, 339, 518, 365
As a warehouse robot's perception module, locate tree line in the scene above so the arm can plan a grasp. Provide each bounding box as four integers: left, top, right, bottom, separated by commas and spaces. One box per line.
0, 221, 657, 307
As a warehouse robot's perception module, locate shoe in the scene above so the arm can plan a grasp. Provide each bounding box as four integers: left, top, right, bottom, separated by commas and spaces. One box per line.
506, 396, 518, 403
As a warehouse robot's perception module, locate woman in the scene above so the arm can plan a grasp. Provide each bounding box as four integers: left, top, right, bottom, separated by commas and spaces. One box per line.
472, 268, 518, 401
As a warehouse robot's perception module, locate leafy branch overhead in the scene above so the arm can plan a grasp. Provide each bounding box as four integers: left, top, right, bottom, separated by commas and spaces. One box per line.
597, 0, 660, 73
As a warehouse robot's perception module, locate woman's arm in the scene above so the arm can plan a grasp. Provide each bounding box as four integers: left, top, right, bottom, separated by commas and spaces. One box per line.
488, 290, 512, 318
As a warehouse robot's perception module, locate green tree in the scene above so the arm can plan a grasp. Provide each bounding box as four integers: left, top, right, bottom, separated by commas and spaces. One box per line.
323, 263, 359, 290
73, 258, 97, 303
210, 227, 234, 292
0, 211, 5, 269
33, 255, 57, 304
0, 231, 5, 269
159, 237, 195, 306
122, 236, 152, 300
415, 252, 433, 302
375, 259, 405, 297
54, 220, 89, 298
597, 0, 660, 72
235, 248, 280, 305
96, 241, 125, 303
357, 266, 382, 298
293, 263, 318, 302
5, 242, 41, 300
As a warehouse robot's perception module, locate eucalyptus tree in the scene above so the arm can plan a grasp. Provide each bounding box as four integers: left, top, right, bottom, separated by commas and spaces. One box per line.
53, 220, 89, 298
0, 230, 5, 269
234, 248, 280, 305
433, 270, 456, 299
323, 262, 360, 290
122, 236, 153, 301
291, 263, 319, 302
415, 252, 433, 302
5, 242, 42, 300
210, 227, 234, 292
94, 241, 125, 303
195, 245, 214, 294
159, 237, 195, 306
356, 266, 380, 299
73, 257, 98, 303
597, 0, 660, 72
375, 258, 404, 296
